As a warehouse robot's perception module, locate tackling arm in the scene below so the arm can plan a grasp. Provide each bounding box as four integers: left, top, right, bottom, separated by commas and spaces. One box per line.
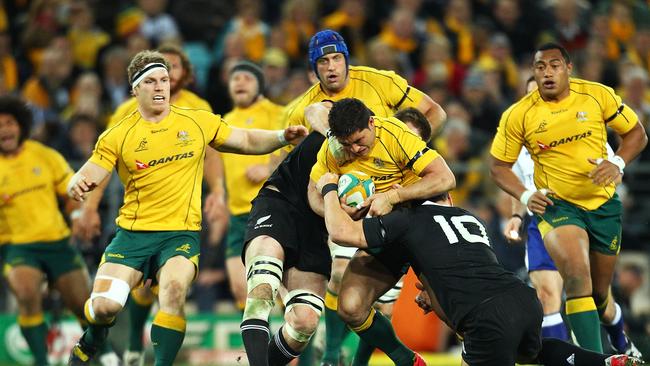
318, 173, 367, 248
217, 125, 308, 155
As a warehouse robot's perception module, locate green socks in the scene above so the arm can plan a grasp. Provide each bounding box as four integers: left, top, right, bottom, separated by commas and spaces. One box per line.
127, 296, 153, 351
566, 296, 603, 352
19, 314, 48, 366
351, 309, 414, 366
151, 311, 186, 366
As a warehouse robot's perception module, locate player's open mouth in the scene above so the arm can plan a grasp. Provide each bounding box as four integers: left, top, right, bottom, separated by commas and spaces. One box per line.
153, 96, 165, 102
0, 135, 14, 143
327, 74, 338, 83
543, 81, 555, 88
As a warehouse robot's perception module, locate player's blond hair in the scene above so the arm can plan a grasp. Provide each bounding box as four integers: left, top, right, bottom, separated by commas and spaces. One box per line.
127, 50, 170, 86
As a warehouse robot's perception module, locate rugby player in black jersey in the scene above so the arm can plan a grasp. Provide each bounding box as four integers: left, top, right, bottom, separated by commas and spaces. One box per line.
239, 102, 332, 366
316, 172, 645, 366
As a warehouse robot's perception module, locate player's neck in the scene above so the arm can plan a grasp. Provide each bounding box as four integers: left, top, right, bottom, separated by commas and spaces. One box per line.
138, 106, 170, 123
1, 143, 24, 158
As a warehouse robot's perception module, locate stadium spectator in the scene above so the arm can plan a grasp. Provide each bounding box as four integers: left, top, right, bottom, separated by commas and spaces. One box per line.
66, 0, 111, 70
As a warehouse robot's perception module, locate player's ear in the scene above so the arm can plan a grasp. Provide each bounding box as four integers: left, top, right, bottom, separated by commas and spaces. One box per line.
368, 117, 374, 129
566, 61, 573, 76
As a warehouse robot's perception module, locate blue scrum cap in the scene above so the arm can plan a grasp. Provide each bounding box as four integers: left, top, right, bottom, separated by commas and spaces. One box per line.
308, 29, 349, 73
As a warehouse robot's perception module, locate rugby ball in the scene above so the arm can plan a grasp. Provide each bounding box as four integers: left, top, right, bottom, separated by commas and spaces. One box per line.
337, 171, 375, 207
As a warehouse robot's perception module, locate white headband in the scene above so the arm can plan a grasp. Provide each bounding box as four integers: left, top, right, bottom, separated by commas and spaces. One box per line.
131, 63, 168, 88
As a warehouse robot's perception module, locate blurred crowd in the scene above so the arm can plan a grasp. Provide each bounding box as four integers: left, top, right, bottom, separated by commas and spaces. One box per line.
1, 0, 650, 353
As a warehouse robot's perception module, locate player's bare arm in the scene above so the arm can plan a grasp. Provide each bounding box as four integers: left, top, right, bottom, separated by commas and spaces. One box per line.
361, 156, 456, 216
415, 93, 446, 136
308, 178, 366, 220
303, 102, 332, 135
503, 197, 527, 243
588, 122, 647, 186
217, 125, 308, 154
67, 161, 111, 202
318, 173, 367, 248
489, 156, 554, 215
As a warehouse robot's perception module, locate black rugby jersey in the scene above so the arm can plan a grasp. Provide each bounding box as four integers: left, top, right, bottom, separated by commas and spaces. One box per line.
362, 203, 524, 331
264, 132, 325, 209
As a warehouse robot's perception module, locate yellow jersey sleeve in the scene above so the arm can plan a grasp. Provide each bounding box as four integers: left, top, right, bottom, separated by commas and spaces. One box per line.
282, 87, 321, 129
382, 118, 439, 174
598, 84, 639, 135
206, 115, 233, 149
490, 104, 526, 163
89, 127, 121, 172
47, 148, 74, 196
107, 98, 138, 128
374, 68, 424, 110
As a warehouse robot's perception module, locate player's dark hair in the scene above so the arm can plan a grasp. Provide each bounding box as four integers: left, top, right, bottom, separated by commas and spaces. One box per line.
329, 98, 374, 138
535, 42, 571, 64
0, 95, 32, 144
394, 108, 432, 142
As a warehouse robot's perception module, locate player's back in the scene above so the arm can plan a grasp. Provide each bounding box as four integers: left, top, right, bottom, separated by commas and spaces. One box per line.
265, 132, 325, 210
403, 203, 524, 330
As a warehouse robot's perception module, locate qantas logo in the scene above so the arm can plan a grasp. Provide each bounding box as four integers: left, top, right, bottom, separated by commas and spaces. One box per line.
537, 141, 551, 151
537, 131, 592, 151
135, 160, 149, 170
135, 151, 195, 169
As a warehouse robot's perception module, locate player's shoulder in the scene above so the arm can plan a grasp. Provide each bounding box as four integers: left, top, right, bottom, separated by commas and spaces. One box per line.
258, 97, 285, 113
171, 104, 217, 119
502, 91, 541, 119
569, 78, 616, 98
23, 139, 51, 154
375, 115, 409, 132
176, 90, 213, 112
23, 140, 65, 163
349, 65, 399, 79
375, 116, 419, 139
284, 84, 323, 115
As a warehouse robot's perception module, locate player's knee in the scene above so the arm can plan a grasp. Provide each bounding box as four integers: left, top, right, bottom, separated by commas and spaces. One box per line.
284, 290, 324, 343
88, 275, 130, 321
562, 274, 592, 296
287, 308, 320, 337
11, 285, 40, 307
91, 297, 123, 319
160, 279, 187, 309
243, 256, 283, 321
337, 296, 366, 325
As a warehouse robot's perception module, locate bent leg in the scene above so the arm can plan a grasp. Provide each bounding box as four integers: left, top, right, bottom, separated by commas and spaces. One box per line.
268, 268, 326, 366
322, 243, 354, 365
339, 251, 414, 366
73, 262, 142, 362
